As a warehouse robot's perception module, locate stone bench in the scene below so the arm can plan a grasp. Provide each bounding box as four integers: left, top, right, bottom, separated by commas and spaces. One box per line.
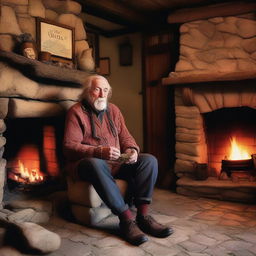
67, 178, 128, 225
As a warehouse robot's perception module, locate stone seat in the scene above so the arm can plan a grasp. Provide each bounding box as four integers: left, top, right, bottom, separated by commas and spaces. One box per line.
67, 177, 128, 225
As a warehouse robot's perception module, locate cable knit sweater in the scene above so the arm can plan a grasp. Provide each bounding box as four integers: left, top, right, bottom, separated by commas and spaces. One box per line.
63, 102, 140, 178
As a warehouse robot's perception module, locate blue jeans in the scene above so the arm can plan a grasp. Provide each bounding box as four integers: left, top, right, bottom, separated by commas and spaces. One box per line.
77, 153, 158, 215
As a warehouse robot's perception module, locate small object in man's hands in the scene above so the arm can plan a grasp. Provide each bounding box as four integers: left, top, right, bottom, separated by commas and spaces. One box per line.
117, 153, 131, 162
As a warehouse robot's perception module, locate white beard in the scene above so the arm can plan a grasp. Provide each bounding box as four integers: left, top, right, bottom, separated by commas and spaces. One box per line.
93, 98, 107, 111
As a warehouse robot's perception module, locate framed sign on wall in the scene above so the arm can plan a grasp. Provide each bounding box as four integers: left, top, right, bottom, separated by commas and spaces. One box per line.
99, 57, 110, 76
36, 18, 75, 64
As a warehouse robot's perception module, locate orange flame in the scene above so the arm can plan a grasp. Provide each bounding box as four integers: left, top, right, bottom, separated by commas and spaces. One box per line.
228, 137, 250, 160
18, 160, 44, 183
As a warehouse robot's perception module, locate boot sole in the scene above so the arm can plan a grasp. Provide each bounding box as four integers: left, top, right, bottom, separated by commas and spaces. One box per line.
128, 235, 148, 246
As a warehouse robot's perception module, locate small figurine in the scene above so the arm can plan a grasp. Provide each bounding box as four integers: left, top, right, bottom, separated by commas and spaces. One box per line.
16, 33, 37, 60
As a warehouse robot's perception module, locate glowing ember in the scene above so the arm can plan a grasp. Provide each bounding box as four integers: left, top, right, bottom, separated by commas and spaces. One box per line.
228, 137, 250, 160
17, 160, 44, 183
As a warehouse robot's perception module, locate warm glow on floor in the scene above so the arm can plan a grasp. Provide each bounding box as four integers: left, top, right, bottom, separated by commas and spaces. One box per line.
228, 137, 250, 160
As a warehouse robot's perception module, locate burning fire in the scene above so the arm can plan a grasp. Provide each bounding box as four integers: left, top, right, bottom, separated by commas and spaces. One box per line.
228, 137, 250, 160
13, 160, 44, 183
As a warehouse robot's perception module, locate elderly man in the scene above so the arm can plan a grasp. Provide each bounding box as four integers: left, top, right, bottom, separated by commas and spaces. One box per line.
63, 75, 173, 245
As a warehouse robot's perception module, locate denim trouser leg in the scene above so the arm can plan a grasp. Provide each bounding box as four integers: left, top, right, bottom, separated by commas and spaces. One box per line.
116, 153, 158, 205
77, 153, 158, 215
77, 158, 129, 215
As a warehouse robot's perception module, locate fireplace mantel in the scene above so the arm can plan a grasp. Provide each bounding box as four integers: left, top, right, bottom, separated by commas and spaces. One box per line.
162, 70, 256, 86
0, 50, 92, 87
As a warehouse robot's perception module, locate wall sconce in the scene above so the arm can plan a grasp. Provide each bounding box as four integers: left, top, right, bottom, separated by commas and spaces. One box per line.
119, 40, 133, 66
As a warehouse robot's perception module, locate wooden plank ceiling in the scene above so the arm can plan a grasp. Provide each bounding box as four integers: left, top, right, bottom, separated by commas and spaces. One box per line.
76, 0, 255, 36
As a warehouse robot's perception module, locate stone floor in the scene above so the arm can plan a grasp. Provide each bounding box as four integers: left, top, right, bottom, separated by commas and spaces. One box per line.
3, 188, 256, 256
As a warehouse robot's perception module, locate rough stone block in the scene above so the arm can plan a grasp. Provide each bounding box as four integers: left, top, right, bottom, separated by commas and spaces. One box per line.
28, 0, 45, 18
175, 159, 195, 173
0, 6, 22, 35
0, 35, 15, 52
14, 5, 29, 14
238, 59, 256, 71
5, 222, 61, 254
45, 9, 58, 20
0, 65, 39, 97
0, 159, 6, 208
181, 28, 208, 49
242, 37, 256, 53
176, 142, 201, 156
176, 132, 200, 143
57, 14, 86, 40
0, 147, 5, 159
30, 211, 50, 223
17, 16, 36, 39
8, 98, 64, 118
0, 98, 9, 119
77, 48, 95, 71
198, 20, 215, 38
58, 1, 82, 15
67, 178, 102, 208
176, 117, 201, 130
67, 178, 127, 208
71, 204, 112, 226
75, 40, 89, 57
175, 60, 194, 72
176, 153, 200, 162
237, 18, 256, 39
0, 119, 6, 133
7, 208, 36, 223
0, 246, 22, 256
6, 200, 52, 214
175, 106, 200, 118
0, 137, 6, 148
222, 90, 240, 108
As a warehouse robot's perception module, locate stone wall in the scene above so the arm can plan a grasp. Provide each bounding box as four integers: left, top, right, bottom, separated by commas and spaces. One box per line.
172, 13, 256, 77
0, 0, 94, 71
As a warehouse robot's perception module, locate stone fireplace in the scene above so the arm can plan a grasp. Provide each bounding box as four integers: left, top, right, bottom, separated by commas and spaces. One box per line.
163, 13, 256, 203
0, 1, 94, 253
0, 0, 93, 204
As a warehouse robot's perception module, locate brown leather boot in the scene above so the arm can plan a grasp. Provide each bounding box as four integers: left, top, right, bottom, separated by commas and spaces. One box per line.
119, 219, 148, 245
136, 215, 173, 238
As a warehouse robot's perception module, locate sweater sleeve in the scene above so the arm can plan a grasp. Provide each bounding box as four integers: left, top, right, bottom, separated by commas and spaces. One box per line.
63, 104, 99, 160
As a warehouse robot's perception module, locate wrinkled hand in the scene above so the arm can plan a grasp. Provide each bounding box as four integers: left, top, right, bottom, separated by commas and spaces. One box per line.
101, 146, 120, 161
124, 148, 138, 164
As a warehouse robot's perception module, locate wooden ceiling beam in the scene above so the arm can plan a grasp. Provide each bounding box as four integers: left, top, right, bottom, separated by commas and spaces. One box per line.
85, 22, 137, 37
168, 1, 256, 24
76, 0, 150, 27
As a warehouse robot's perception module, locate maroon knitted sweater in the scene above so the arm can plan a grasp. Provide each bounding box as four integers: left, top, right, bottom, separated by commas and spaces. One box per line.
63, 102, 140, 178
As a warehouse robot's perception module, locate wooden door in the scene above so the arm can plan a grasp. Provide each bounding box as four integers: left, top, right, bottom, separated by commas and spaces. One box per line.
142, 28, 179, 189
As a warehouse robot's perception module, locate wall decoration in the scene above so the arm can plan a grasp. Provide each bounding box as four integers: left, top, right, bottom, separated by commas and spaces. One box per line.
119, 40, 133, 66
99, 57, 110, 76
36, 18, 75, 64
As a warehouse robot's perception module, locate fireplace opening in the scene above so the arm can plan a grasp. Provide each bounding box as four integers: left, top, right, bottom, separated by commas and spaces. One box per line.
204, 107, 256, 181
3, 116, 66, 194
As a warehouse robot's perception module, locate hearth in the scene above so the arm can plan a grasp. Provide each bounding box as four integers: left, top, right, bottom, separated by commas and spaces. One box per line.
4, 116, 65, 194
204, 107, 256, 178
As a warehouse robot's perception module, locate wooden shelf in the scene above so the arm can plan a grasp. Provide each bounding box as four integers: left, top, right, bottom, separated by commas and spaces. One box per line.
162, 71, 256, 86
0, 50, 92, 87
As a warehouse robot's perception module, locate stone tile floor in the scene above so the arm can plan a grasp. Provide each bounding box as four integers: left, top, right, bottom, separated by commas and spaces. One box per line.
11, 188, 256, 256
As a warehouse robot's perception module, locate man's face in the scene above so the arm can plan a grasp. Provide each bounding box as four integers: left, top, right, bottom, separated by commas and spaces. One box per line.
88, 78, 110, 111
